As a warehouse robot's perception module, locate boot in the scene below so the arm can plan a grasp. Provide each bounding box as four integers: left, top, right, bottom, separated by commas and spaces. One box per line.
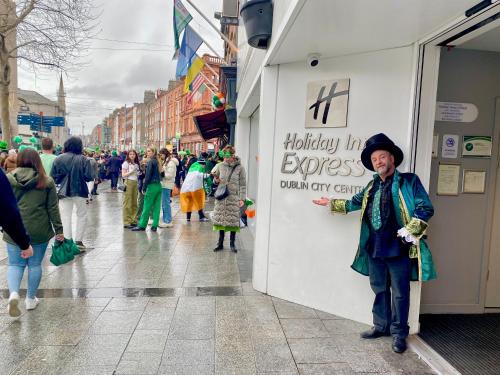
213, 230, 224, 251
230, 232, 237, 253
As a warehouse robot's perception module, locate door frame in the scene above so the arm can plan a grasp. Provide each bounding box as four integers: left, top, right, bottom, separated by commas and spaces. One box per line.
412, 3, 500, 314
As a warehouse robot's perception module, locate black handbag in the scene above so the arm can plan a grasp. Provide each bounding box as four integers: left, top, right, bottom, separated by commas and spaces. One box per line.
56, 156, 75, 199
214, 165, 237, 201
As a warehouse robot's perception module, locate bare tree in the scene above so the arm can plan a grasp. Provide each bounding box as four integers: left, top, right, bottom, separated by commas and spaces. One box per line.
0, 0, 97, 147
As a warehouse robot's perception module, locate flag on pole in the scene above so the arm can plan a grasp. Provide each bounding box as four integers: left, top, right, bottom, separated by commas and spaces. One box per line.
173, 0, 192, 53
187, 74, 205, 103
184, 56, 205, 93
176, 25, 203, 78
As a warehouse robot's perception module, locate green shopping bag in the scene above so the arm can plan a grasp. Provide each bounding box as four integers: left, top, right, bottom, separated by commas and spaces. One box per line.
50, 238, 81, 266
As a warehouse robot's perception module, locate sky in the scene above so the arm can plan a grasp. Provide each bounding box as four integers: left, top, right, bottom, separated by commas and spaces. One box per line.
17, 0, 225, 136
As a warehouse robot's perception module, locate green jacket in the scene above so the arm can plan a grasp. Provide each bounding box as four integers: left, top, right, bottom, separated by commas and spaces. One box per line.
330, 170, 437, 282
4, 168, 63, 245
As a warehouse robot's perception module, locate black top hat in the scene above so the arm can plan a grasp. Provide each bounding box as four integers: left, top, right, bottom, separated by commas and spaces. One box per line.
361, 133, 404, 171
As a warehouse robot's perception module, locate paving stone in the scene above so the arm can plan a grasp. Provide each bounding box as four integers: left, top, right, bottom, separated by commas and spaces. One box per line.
11, 345, 74, 375
158, 364, 215, 374
342, 350, 393, 373
115, 352, 162, 374
105, 297, 149, 311
297, 363, 355, 374
176, 296, 215, 315
137, 307, 175, 330
322, 318, 370, 335
272, 298, 318, 319
216, 336, 255, 369
169, 313, 215, 339
288, 338, 344, 364
66, 334, 131, 366
281, 318, 330, 339
314, 309, 344, 320
89, 310, 143, 334
54, 365, 116, 375
253, 337, 297, 372
126, 329, 169, 352
162, 339, 215, 365
216, 365, 257, 375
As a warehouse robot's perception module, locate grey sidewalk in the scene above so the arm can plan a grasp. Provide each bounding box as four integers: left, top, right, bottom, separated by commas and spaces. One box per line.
0, 188, 435, 374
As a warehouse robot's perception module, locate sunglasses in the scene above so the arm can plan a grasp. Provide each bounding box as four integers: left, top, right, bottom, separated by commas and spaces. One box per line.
219, 151, 232, 158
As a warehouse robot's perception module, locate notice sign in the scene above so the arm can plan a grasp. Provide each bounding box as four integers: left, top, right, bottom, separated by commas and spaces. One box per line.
442, 134, 459, 159
437, 164, 460, 196
436, 102, 478, 123
305, 79, 350, 128
462, 136, 492, 157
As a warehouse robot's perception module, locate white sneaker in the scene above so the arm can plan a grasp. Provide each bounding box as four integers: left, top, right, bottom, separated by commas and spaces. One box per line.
25, 297, 39, 311
164, 222, 174, 228
158, 222, 168, 228
8, 292, 21, 317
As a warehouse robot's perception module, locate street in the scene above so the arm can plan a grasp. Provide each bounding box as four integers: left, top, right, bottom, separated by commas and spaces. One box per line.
0, 186, 434, 374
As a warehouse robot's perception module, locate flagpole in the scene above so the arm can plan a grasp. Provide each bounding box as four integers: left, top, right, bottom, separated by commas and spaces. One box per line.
184, 0, 239, 54
191, 28, 228, 65
199, 71, 218, 91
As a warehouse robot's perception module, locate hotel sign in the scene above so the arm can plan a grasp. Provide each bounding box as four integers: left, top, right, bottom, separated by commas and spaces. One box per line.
305, 78, 350, 128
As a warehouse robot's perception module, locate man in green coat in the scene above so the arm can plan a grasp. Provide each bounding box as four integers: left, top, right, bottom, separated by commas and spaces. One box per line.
314, 133, 435, 354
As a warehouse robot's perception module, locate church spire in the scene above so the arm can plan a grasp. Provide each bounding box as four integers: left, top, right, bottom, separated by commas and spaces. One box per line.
57, 74, 66, 114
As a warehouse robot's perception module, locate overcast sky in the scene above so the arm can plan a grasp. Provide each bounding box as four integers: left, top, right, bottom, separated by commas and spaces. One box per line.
17, 0, 224, 135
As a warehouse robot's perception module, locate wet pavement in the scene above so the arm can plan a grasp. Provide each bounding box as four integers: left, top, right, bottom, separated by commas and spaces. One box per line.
0, 184, 435, 374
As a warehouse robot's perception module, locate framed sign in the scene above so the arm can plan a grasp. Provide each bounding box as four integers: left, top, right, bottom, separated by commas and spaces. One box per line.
463, 170, 486, 194
437, 164, 460, 196
462, 135, 492, 157
442, 134, 459, 159
435, 102, 478, 123
305, 79, 350, 128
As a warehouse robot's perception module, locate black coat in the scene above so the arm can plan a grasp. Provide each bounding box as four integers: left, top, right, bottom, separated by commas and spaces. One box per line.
51, 152, 93, 199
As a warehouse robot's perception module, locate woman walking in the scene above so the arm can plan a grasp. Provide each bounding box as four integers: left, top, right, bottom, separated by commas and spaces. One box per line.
212, 145, 246, 252
132, 147, 162, 232
4, 148, 64, 316
159, 148, 179, 228
122, 150, 140, 229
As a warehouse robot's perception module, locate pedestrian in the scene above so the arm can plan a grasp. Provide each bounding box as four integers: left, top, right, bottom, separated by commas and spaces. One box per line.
313, 133, 436, 354
132, 147, 162, 232
85, 150, 98, 203
106, 150, 122, 191
4, 148, 64, 316
135, 151, 148, 223
122, 150, 140, 229
4, 149, 17, 173
159, 148, 178, 228
51, 136, 93, 250
39, 137, 57, 176
212, 145, 247, 252
180, 158, 209, 222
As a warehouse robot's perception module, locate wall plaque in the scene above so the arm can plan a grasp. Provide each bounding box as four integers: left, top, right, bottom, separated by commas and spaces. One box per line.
305, 79, 350, 128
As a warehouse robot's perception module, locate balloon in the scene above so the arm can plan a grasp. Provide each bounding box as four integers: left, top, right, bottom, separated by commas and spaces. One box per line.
219, 97, 226, 104
212, 95, 218, 102
19, 145, 36, 151
0, 140, 7, 150
214, 99, 222, 107
13, 135, 22, 144
29, 137, 37, 144
216, 92, 224, 99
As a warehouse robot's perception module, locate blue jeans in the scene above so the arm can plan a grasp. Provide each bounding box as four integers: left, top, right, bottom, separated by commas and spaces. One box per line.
161, 188, 172, 223
367, 254, 411, 338
7, 242, 48, 299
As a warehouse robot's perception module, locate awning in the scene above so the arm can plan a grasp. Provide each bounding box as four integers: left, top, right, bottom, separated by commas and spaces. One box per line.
193, 109, 229, 141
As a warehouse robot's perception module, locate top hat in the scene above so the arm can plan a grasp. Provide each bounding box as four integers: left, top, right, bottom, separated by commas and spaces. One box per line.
361, 133, 404, 171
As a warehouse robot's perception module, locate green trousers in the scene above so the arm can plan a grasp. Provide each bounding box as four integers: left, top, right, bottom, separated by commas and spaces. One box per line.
138, 182, 162, 229
123, 179, 138, 225
136, 190, 144, 223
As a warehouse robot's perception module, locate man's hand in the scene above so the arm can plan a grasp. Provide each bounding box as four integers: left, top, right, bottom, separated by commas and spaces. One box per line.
55, 234, 65, 242
312, 197, 330, 206
21, 245, 33, 259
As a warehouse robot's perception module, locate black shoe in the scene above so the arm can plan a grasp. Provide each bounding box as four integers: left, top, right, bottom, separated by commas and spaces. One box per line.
360, 328, 390, 339
230, 246, 237, 253
131, 226, 146, 232
123, 225, 134, 229
213, 244, 223, 252
93, 192, 99, 195
392, 336, 407, 353
151, 227, 157, 232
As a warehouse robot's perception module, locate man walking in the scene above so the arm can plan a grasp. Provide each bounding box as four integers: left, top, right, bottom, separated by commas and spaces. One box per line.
313, 133, 436, 353
39, 137, 57, 175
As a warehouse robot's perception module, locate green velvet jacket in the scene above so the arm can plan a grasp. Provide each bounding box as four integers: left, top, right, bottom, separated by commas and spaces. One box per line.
330, 170, 437, 281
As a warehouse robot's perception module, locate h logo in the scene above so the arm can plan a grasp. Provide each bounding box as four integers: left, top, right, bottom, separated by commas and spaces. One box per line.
305, 79, 350, 128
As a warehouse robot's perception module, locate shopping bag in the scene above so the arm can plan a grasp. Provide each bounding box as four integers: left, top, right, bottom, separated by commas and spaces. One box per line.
50, 238, 81, 266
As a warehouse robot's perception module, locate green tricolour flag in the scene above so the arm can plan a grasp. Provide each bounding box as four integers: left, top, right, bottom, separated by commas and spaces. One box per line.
173, 0, 193, 52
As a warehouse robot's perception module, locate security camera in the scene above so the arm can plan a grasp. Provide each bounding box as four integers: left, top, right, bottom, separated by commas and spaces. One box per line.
307, 53, 321, 67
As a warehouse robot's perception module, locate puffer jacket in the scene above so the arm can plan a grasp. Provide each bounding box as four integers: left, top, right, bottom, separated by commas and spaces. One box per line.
161, 157, 179, 190
51, 152, 93, 198
212, 159, 246, 228
4, 167, 63, 245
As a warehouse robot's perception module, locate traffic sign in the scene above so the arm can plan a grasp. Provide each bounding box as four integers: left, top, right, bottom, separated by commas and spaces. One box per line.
43, 116, 65, 127
17, 114, 32, 125
17, 113, 63, 133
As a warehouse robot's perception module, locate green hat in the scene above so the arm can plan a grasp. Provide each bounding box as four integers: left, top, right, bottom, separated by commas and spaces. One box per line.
0, 140, 8, 151
112, 150, 118, 157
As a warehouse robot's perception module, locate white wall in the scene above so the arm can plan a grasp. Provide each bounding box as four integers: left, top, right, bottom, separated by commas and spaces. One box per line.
253, 46, 423, 330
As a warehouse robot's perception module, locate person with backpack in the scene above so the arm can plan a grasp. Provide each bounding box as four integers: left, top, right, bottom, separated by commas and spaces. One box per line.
4, 148, 64, 316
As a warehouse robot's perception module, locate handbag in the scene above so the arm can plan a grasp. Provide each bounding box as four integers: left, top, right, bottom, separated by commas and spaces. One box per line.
50, 238, 81, 266
214, 165, 237, 201
117, 179, 127, 192
56, 155, 75, 199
